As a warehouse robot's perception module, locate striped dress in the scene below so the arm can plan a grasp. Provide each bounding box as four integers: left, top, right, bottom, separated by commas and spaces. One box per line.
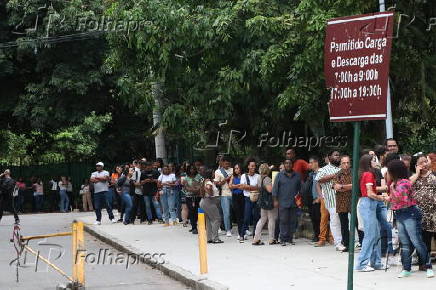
315, 163, 341, 209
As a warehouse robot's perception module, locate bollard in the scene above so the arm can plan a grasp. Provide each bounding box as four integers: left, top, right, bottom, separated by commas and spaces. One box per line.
72, 221, 85, 288
197, 208, 208, 274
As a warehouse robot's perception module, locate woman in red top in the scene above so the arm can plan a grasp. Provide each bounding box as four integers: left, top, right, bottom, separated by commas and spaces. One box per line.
355, 154, 385, 272
384, 160, 434, 278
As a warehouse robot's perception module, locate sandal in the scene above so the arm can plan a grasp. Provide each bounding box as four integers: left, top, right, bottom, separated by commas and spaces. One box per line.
252, 240, 265, 246
269, 240, 278, 245
212, 239, 224, 244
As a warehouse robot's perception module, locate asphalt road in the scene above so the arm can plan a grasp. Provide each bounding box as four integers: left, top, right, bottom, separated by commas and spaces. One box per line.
0, 212, 190, 290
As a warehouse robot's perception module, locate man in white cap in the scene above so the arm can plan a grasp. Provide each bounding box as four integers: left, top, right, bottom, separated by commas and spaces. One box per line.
90, 162, 116, 225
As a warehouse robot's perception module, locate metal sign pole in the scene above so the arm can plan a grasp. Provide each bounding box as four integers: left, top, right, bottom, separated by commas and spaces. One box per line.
347, 122, 361, 290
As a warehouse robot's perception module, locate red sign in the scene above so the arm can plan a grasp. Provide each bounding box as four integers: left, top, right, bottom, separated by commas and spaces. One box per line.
324, 12, 394, 122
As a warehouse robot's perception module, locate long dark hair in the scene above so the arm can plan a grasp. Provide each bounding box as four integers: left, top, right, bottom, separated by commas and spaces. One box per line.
186, 164, 198, 178
387, 160, 409, 182
358, 154, 376, 180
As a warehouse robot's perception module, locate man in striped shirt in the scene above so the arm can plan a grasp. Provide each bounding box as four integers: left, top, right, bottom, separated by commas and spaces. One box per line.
315, 151, 343, 251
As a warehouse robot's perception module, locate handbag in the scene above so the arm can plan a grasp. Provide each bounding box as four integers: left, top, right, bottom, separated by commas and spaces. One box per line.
245, 174, 260, 202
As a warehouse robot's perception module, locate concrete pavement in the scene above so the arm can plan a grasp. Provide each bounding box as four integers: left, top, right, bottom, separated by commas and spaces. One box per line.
76, 214, 436, 290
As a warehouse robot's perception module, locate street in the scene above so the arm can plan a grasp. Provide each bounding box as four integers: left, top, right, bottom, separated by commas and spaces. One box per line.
0, 212, 190, 290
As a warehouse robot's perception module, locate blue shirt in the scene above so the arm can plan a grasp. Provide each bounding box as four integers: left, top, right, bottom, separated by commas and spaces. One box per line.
310, 171, 319, 199
272, 171, 301, 208
231, 176, 243, 194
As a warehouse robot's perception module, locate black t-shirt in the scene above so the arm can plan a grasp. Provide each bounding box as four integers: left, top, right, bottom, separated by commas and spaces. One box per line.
141, 170, 160, 196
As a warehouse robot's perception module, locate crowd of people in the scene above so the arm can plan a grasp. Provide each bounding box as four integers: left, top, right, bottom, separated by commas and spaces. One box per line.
1, 138, 435, 279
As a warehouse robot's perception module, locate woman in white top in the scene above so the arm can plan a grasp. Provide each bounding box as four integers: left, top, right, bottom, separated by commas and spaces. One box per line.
158, 165, 177, 226
200, 169, 223, 244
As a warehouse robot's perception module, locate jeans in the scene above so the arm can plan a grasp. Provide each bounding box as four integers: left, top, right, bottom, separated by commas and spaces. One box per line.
144, 195, 162, 221
105, 189, 114, 214
130, 194, 145, 223
309, 202, 321, 240
59, 189, 69, 212
220, 196, 232, 232
376, 201, 393, 255
200, 197, 221, 241
395, 205, 432, 271
356, 197, 382, 270
161, 187, 177, 223
33, 194, 43, 212
121, 192, 133, 224
243, 196, 253, 232
94, 191, 114, 222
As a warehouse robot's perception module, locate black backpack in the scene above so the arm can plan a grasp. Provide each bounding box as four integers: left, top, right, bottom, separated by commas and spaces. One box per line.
301, 173, 314, 207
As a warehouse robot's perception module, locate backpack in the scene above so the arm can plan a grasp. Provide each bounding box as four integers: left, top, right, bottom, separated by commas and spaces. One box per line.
258, 176, 273, 210
301, 173, 314, 207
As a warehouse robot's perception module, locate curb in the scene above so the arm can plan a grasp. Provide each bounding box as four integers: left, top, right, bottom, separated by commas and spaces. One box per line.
79, 221, 229, 290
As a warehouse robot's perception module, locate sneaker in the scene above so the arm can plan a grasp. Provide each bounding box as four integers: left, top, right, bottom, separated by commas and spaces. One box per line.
147, 221, 153, 225
218, 229, 223, 235
245, 230, 252, 236
239, 239, 244, 243
117, 218, 123, 222
111, 219, 117, 223
244, 234, 248, 240
226, 231, 232, 237
427, 269, 434, 278
192, 229, 198, 234
94, 221, 101, 225
158, 219, 165, 224
374, 264, 390, 270
397, 270, 411, 278
357, 265, 375, 272
336, 244, 346, 251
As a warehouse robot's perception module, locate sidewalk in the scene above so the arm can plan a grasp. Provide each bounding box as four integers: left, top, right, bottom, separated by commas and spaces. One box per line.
77, 215, 435, 290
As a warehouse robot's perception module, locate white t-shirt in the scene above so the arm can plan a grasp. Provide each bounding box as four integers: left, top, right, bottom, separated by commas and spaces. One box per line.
240, 173, 261, 197
90, 170, 110, 193
58, 181, 68, 191
158, 173, 176, 187
214, 167, 233, 197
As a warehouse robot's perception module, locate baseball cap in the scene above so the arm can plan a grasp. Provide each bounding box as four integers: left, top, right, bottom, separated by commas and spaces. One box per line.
96, 162, 104, 167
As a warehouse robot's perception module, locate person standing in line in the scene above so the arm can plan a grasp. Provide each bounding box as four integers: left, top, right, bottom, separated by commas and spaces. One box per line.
410, 154, 436, 262
385, 159, 434, 278
214, 156, 233, 237
272, 159, 301, 246
158, 165, 177, 226
253, 163, 277, 245
200, 169, 223, 244
80, 179, 93, 212
332, 155, 363, 252
385, 138, 400, 154
48, 177, 59, 212
229, 163, 245, 242
240, 159, 261, 239
116, 167, 134, 225
130, 160, 146, 224
0, 169, 20, 224
32, 178, 44, 213
307, 156, 321, 243
183, 164, 203, 234
90, 162, 116, 225
285, 147, 310, 181
141, 162, 162, 224
179, 162, 190, 226
110, 166, 122, 220
58, 176, 70, 213
66, 177, 73, 211
355, 154, 384, 272
15, 177, 26, 213
315, 150, 343, 251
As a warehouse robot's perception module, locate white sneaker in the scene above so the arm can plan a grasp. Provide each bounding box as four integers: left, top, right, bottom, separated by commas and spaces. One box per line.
94, 221, 101, 225
111, 219, 117, 223
357, 265, 375, 272
427, 269, 434, 278
245, 230, 252, 236
336, 244, 346, 251
226, 231, 232, 237
218, 229, 223, 235
244, 234, 248, 240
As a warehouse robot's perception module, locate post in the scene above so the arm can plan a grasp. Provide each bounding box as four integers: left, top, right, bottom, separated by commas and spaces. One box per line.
197, 208, 208, 274
379, 0, 394, 139
72, 221, 85, 288
347, 122, 361, 290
